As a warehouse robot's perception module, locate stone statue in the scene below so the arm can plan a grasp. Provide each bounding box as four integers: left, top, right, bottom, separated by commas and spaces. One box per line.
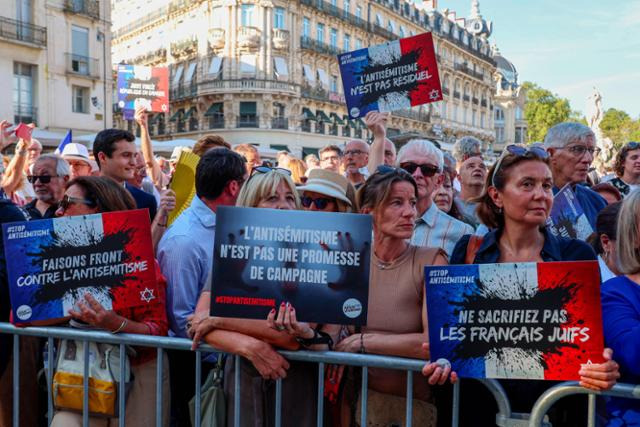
586, 87, 609, 174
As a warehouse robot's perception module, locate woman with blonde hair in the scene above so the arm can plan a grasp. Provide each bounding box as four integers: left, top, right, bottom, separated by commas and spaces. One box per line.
287, 157, 308, 185
601, 189, 640, 425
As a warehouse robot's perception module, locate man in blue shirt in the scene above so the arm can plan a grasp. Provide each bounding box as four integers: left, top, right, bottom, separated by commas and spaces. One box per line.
545, 122, 607, 229
157, 148, 246, 425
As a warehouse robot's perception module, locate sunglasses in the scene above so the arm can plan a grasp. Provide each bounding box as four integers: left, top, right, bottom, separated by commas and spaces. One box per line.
399, 162, 440, 177
247, 166, 292, 183
27, 175, 57, 184
491, 145, 549, 187
300, 196, 334, 209
58, 195, 97, 212
625, 141, 640, 150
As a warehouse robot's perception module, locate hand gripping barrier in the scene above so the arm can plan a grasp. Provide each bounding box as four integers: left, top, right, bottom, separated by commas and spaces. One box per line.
0, 322, 511, 427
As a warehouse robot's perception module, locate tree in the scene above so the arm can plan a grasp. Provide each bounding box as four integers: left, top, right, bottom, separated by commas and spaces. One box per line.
600, 108, 640, 149
522, 82, 572, 142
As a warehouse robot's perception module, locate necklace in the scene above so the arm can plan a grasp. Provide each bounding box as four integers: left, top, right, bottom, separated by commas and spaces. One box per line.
374, 245, 411, 270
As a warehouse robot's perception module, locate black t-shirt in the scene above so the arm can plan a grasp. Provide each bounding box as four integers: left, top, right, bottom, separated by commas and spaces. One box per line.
0, 199, 29, 377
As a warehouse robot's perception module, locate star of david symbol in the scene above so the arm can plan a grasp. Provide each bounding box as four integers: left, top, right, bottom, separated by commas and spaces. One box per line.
140, 288, 155, 303
429, 89, 440, 101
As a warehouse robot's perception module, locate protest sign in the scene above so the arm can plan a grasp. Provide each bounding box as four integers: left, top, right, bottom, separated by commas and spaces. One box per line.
210, 207, 372, 324
117, 65, 169, 115
426, 261, 604, 380
167, 150, 200, 226
3, 210, 157, 325
546, 184, 594, 241
338, 32, 442, 119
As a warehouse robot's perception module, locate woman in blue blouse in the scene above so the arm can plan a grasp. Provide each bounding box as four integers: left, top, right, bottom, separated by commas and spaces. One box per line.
602, 189, 640, 425
449, 145, 620, 426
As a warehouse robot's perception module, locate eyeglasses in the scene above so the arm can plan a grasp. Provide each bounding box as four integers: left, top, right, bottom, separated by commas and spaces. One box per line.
300, 196, 334, 209
247, 166, 292, 183
491, 145, 549, 188
561, 145, 601, 157
344, 149, 366, 156
399, 162, 440, 177
58, 195, 97, 212
27, 175, 58, 184
321, 155, 341, 162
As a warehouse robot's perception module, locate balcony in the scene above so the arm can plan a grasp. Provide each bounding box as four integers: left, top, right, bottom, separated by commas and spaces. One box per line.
0, 17, 47, 47
198, 79, 298, 95
272, 117, 288, 129
370, 24, 396, 40
453, 91, 461, 99
208, 28, 225, 50
171, 38, 197, 60
299, 0, 368, 31
208, 114, 225, 129
13, 105, 37, 125
300, 36, 343, 56
170, 83, 198, 100
454, 63, 485, 81
65, 53, 100, 79
272, 29, 290, 50
463, 95, 470, 102
238, 26, 261, 49
472, 97, 479, 105
393, 108, 430, 122
442, 87, 450, 96
64, 0, 100, 20
237, 114, 258, 128
481, 99, 487, 107
131, 48, 167, 65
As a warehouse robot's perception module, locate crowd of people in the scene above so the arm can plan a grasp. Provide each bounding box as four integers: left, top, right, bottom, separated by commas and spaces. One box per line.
0, 106, 638, 427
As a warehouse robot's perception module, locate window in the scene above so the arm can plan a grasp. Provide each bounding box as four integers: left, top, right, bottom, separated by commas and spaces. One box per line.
376, 13, 383, 27
495, 126, 504, 143
355, 38, 362, 49
387, 20, 395, 34
355, 5, 362, 19
343, 0, 350, 13
208, 56, 223, 78
272, 103, 287, 129
302, 17, 310, 37
481, 112, 485, 128
274, 7, 285, 29
495, 107, 504, 122
316, 23, 324, 43
516, 127, 525, 144
330, 28, 337, 48
471, 110, 476, 126
13, 62, 34, 124
330, 0, 337, 6
72, 86, 89, 113
343, 33, 350, 52
515, 106, 523, 120
317, 69, 329, 89
399, 26, 405, 38
241, 5, 254, 26
453, 105, 458, 122
16, 0, 32, 40
184, 62, 197, 87
205, 102, 224, 129
240, 55, 256, 76
330, 75, 338, 92
302, 64, 315, 85
71, 25, 89, 74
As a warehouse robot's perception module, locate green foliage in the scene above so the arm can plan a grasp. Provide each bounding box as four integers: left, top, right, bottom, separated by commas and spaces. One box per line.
600, 108, 640, 149
522, 82, 572, 142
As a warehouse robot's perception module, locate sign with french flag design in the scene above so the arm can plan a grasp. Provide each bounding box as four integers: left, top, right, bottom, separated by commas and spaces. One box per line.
3, 210, 156, 325
426, 261, 604, 380
338, 32, 442, 118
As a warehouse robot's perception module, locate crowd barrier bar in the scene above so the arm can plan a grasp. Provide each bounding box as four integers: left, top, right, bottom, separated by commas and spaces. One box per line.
0, 322, 510, 427
528, 381, 640, 427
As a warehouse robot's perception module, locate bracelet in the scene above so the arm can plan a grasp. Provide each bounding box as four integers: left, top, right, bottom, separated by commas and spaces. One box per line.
359, 332, 366, 354
17, 149, 26, 156
111, 318, 128, 334
297, 328, 334, 349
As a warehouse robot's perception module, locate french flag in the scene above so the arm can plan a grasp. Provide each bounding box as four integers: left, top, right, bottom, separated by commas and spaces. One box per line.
55, 130, 72, 155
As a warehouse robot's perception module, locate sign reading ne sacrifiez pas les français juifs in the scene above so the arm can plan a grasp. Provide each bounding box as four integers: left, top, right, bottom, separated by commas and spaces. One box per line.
3, 210, 157, 325
117, 65, 169, 118
426, 261, 604, 380
210, 207, 372, 325
338, 32, 442, 119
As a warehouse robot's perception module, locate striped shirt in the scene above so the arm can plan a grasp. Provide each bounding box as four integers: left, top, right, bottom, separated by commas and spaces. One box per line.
411, 202, 474, 257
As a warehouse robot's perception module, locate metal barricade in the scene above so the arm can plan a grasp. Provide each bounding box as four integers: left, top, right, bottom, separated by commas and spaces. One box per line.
0, 322, 511, 427
528, 381, 640, 427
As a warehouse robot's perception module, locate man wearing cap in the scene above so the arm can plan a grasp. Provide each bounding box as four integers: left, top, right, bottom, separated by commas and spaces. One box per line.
60, 143, 94, 179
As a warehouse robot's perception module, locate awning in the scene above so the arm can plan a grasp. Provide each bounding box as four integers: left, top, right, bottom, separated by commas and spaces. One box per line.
302, 108, 316, 121
316, 110, 332, 123
273, 57, 289, 80
172, 65, 184, 85
302, 64, 315, 84
345, 116, 358, 129
356, 118, 366, 128
183, 107, 197, 119
240, 55, 256, 74
169, 109, 184, 122
204, 102, 223, 117
330, 113, 345, 125
184, 62, 197, 83
148, 114, 159, 125
270, 144, 289, 152
317, 69, 329, 88
302, 147, 319, 158
208, 57, 222, 75
239, 102, 256, 115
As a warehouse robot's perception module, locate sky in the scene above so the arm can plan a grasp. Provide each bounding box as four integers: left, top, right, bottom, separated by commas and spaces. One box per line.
440, 0, 640, 118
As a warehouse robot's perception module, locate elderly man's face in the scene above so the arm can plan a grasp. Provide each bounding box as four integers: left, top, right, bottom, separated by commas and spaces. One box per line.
549, 135, 597, 187
384, 139, 396, 166
31, 158, 67, 205
458, 156, 487, 188
27, 141, 42, 164
343, 141, 369, 173
399, 149, 443, 201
